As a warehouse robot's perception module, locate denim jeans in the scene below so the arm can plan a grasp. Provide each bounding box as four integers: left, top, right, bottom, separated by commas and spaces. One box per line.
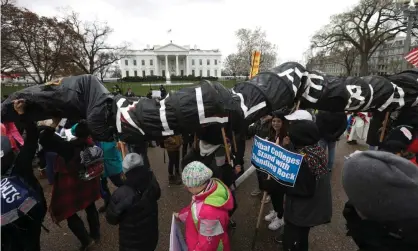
318, 139, 336, 171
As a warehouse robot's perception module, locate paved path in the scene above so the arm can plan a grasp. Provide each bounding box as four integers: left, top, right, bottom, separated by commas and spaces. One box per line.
39, 140, 365, 251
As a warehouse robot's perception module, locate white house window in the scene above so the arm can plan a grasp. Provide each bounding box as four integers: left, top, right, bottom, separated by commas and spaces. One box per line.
200, 70, 202, 76
150, 59, 153, 66
133, 60, 137, 66
214, 59, 218, 65
192, 70, 195, 76
126, 70, 129, 77
199, 59, 202, 66
142, 60, 145, 66
192, 59, 195, 66
150, 70, 154, 76
125, 60, 128, 66
134, 70, 138, 77
207, 59, 210, 65
142, 71, 146, 77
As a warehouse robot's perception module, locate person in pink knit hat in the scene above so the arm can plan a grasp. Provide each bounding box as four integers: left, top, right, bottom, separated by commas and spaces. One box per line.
175, 161, 234, 251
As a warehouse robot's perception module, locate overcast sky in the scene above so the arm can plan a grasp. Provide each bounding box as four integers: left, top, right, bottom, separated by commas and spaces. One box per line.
18, 0, 359, 65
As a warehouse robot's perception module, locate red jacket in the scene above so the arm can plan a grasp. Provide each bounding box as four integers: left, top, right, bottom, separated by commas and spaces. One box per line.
178, 179, 234, 251
41, 134, 100, 223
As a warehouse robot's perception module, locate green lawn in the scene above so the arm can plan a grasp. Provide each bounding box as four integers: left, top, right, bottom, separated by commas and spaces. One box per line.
1, 80, 238, 97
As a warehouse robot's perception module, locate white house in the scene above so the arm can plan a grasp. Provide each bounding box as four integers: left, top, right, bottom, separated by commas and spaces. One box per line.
119, 43, 222, 78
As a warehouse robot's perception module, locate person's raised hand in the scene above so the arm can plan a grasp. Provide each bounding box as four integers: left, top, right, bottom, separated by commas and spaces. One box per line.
283, 136, 290, 146
12, 99, 25, 115
262, 115, 272, 123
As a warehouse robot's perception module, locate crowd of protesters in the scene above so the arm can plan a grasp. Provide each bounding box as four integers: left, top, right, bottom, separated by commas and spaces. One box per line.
1, 90, 418, 251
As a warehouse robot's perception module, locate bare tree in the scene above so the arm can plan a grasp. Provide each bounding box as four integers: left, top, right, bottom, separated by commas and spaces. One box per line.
1, 4, 78, 83
337, 46, 358, 76
312, 0, 416, 76
1, 0, 21, 73
306, 46, 358, 76
96, 52, 114, 81
1, 0, 16, 5
306, 50, 327, 72
235, 27, 278, 72
324, 44, 358, 76
224, 53, 247, 76
66, 12, 128, 75
386, 58, 403, 74
108, 65, 122, 78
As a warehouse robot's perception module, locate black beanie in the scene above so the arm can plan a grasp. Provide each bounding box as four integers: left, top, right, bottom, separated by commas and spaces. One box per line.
381, 126, 413, 153
288, 120, 320, 147
271, 110, 288, 120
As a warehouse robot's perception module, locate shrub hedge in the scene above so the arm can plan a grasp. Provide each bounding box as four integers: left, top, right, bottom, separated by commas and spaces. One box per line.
122, 75, 218, 82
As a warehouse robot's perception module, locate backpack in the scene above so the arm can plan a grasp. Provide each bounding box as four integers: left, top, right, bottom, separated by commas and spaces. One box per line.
79, 145, 104, 181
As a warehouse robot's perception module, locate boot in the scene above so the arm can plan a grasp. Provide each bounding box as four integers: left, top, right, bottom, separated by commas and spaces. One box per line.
79, 239, 95, 251
175, 172, 182, 185
169, 175, 176, 185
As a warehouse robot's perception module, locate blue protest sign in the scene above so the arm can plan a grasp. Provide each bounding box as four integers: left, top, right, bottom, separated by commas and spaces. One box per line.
1, 176, 39, 226
251, 136, 304, 187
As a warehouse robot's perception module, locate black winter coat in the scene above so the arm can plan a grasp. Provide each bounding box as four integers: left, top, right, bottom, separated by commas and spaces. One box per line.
315, 111, 347, 142
106, 168, 161, 251
366, 111, 386, 147
343, 202, 418, 251
283, 120, 332, 227
247, 119, 270, 139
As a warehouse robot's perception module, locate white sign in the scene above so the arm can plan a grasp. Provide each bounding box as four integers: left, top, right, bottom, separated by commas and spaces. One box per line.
152, 90, 162, 99
169, 214, 187, 251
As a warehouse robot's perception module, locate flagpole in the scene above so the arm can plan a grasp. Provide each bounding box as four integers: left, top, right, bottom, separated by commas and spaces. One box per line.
167, 29, 172, 43
398, 0, 418, 70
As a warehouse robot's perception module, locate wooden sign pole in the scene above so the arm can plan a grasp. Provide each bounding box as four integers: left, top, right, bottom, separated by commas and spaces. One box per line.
251, 137, 280, 250
232, 132, 238, 153
221, 127, 232, 165
193, 133, 198, 150
379, 111, 391, 143
118, 141, 127, 158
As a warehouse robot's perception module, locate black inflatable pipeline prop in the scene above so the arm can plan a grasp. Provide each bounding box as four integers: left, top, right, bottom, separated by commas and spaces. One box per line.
2, 62, 418, 142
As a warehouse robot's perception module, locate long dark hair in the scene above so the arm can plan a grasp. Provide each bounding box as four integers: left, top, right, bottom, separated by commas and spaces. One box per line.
268, 116, 288, 144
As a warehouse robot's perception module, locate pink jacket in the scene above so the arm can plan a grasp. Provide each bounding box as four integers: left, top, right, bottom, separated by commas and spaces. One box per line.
4, 122, 24, 150
179, 179, 234, 251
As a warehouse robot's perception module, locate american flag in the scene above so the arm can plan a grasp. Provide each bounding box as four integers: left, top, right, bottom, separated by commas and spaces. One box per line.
405, 47, 418, 68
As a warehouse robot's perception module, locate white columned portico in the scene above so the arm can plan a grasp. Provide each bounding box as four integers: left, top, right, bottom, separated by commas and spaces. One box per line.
155, 56, 159, 75
186, 56, 189, 76
175, 55, 179, 76
165, 55, 169, 77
